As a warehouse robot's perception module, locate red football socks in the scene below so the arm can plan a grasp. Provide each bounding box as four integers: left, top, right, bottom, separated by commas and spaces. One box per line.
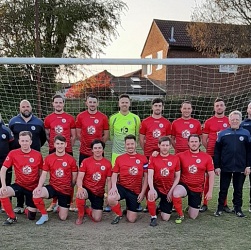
111, 202, 122, 216
33, 197, 47, 215
76, 198, 85, 217
172, 197, 183, 216
147, 200, 156, 217
1, 197, 15, 218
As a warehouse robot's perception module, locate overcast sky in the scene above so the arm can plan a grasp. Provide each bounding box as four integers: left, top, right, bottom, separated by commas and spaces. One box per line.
103, 0, 204, 59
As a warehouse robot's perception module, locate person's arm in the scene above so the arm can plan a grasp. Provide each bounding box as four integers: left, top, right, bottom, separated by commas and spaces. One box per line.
40, 123, 47, 147
70, 128, 76, 147
72, 171, 78, 186
109, 172, 118, 196
103, 130, 109, 143
139, 134, 145, 150
106, 176, 112, 194
171, 135, 176, 149
138, 171, 148, 202
76, 128, 81, 141
167, 171, 181, 202
202, 133, 208, 149
33, 170, 47, 196
147, 169, 156, 201
45, 128, 50, 143
0, 166, 8, 193
205, 170, 215, 201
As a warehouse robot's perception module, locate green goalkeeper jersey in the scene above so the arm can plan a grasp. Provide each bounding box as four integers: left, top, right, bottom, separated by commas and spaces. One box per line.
109, 111, 141, 155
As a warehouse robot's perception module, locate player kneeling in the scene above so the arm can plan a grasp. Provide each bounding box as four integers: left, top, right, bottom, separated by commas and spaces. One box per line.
32, 135, 78, 225
75, 139, 112, 225
108, 135, 148, 224
0, 131, 43, 225
172, 134, 215, 224
147, 136, 180, 226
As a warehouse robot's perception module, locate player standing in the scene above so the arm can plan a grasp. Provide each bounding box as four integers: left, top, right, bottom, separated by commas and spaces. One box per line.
32, 135, 78, 225
171, 101, 202, 154
0, 131, 43, 225
147, 137, 180, 226
44, 94, 76, 212
9, 99, 46, 214
108, 135, 148, 224
200, 98, 230, 212
75, 139, 112, 224
172, 134, 215, 224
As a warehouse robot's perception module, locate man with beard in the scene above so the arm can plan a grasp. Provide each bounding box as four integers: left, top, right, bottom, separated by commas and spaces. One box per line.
172, 134, 215, 224
9, 100, 46, 214
76, 95, 109, 166
44, 94, 76, 212
200, 98, 230, 213
171, 101, 202, 154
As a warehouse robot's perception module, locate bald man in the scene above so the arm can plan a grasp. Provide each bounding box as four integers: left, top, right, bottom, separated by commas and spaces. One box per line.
9, 99, 46, 213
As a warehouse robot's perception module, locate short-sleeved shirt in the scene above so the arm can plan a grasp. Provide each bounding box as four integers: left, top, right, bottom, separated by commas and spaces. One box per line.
109, 112, 141, 155
202, 116, 229, 156
140, 116, 171, 157
177, 150, 214, 193
44, 112, 75, 153
76, 110, 109, 156
148, 154, 180, 195
113, 153, 148, 195
42, 153, 78, 195
0, 121, 14, 163
79, 156, 112, 197
171, 118, 202, 154
3, 149, 43, 191
9, 114, 46, 151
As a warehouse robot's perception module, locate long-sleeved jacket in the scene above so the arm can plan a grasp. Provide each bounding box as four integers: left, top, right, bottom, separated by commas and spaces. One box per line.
214, 127, 251, 172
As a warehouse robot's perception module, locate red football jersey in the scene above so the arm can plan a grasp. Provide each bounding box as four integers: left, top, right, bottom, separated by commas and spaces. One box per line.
3, 149, 43, 191
140, 116, 171, 157
177, 150, 214, 193
113, 153, 148, 195
42, 153, 78, 195
79, 156, 112, 197
44, 112, 75, 153
76, 111, 109, 156
148, 154, 180, 195
203, 116, 229, 156
171, 118, 202, 154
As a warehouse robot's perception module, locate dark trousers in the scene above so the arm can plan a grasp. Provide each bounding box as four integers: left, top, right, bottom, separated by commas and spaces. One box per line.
218, 172, 246, 212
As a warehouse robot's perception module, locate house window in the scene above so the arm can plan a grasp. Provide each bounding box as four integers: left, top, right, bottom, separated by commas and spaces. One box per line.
219, 53, 238, 73
143, 54, 152, 77
156, 50, 163, 70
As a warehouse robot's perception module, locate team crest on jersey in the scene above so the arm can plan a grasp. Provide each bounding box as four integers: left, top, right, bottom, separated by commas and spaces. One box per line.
167, 161, 172, 167
182, 130, 190, 138
22, 165, 32, 175
92, 172, 101, 181
29, 158, 34, 163
101, 165, 106, 171
239, 136, 244, 141
196, 159, 201, 164
161, 168, 169, 177
189, 124, 194, 129
129, 166, 138, 175
159, 123, 163, 128
127, 121, 131, 125
188, 165, 198, 174
136, 159, 140, 164
62, 162, 67, 167
223, 123, 228, 128
61, 118, 66, 123
1, 134, 6, 139
152, 129, 161, 138
55, 125, 63, 134
94, 119, 99, 124
55, 168, 64, 178
87, 126, 96, 135
31, 126, 36, 131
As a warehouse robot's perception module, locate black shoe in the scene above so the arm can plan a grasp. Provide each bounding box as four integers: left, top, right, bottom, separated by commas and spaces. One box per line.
3, 217, 17, 226
223, 205, 233, 213
214, 210, 223, 217
136, 204, 143, 212
199, 205, 208, 213
150, 217, 157, 227
235, 211, 246, 218
111, 216, 122, 225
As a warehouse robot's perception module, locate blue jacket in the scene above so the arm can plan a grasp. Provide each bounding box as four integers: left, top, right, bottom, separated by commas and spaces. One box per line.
214, 127, 251, 172
9, 114, 46, 152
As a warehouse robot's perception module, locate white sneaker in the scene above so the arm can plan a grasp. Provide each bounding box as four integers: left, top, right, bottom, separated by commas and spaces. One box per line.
13, 207, 24, 214
36, 214, 49, 225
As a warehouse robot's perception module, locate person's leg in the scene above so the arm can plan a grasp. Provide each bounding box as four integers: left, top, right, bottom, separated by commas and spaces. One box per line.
147, 189, 158, 226
159, 193, 172, 222
232, 172, 246, 217
57, 193, 71, 221
75, 188, 88, 225
87, 190, 104, 222
0, 186, 16, 222
24, 189, 37, 220
187, 191, 202, 219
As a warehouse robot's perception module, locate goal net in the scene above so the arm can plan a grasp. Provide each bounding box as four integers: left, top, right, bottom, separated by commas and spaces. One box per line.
0, 58, 250, 124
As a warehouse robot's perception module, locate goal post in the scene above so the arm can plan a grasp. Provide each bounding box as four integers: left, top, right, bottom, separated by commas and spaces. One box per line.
0, 57, 250, 125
